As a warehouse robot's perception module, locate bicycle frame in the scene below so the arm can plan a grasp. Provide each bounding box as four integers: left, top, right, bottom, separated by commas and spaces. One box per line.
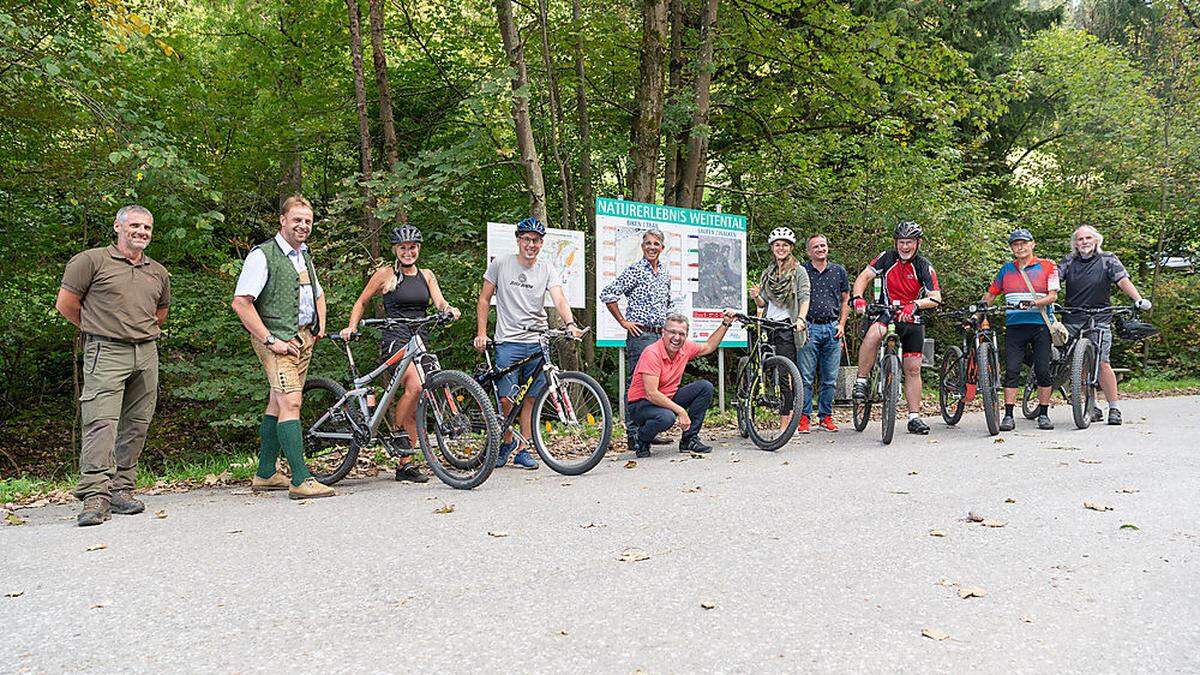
475, 336, 574, 446
954, 307, 1000, 402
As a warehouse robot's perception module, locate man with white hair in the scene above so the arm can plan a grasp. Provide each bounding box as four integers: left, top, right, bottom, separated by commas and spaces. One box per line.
1059, 225, 1151, 425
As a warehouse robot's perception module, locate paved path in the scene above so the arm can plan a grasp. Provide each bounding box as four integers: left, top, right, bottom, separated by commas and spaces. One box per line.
3, 396, 1198, 673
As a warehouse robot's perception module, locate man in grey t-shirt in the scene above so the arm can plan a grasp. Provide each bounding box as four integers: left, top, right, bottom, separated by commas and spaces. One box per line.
474, 217, 583, 469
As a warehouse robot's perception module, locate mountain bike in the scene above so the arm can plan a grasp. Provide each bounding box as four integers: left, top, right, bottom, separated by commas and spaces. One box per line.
1020, 305, 1147, 429
473, 327, 612, 475
937, 304, 1002, 435
852, 303, 917, 445
732, 313, 802, 451
301, 313, 501, 489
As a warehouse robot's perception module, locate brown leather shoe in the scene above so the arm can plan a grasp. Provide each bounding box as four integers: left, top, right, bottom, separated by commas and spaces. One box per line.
288, 477, 336, 500
251, 472, 291, 492
110, 489, 145, 515
77, 496, 111, 527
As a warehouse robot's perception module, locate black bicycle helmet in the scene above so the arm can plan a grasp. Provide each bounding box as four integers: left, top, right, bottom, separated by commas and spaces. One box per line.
388, 225, 423, 244
893, 220, 923, 239
1114, 317, 1158, 341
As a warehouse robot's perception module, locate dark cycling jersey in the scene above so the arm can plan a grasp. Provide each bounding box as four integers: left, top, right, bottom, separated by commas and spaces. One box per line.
867, 250, 939, 308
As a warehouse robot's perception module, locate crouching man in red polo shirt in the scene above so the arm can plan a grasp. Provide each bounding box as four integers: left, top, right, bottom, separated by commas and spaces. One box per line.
626, 309, 737, 458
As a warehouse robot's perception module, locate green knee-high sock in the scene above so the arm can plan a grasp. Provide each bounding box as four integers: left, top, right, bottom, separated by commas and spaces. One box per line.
256, 415, 280, 479
275, 420, 312, 487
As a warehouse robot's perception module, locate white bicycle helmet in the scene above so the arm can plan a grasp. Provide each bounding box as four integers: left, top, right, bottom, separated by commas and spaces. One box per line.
768, 227, 796, 245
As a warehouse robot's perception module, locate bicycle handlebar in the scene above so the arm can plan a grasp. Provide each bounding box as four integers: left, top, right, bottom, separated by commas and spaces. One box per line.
1059, 305, 1138, 315
330, 311, 457, 342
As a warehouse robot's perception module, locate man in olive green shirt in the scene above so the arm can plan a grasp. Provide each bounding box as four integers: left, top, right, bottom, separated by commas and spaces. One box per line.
56, 204, 170, 527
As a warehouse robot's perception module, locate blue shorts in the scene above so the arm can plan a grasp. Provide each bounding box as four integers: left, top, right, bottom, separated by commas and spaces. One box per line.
494, 341, 547, 401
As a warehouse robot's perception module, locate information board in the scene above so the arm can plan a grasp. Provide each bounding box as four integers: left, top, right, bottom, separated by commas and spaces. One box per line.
594, 197, 747, 348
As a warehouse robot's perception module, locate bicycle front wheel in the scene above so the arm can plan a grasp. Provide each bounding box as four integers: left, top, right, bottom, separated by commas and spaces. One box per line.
1021, 371, 1039, 420
938, 346, 965, 426
734, 357, 751, 439
745, 355, 802, 451
1070, 338, 1097, 430
880, 354, 900, 445
852, 368, 873, 432
532, 371, 613, 475
416, 369, 500, 489
977, 341, 1000, 436
302, 377, 362, 486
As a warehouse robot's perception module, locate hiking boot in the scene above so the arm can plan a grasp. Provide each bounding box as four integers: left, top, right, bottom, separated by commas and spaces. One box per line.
1037, 414, 1055, 430
512, 450, 539, 470
852, 379, 868, 402
819, 416, 839, 432
797, 415, 810, 434
630, 437, 652, 459
251, 472, 291, 492
907, 418, 930, 435
289, 477, 336, 500
394, 462, 429, 483
1091, 407, 1104, 423
495, 439, 519, 468
77, 496, 111, 527
1107, 408, 1122, 426
679, 434, 712, 454
110, 489, 144, 515
999, 415, 1015, 432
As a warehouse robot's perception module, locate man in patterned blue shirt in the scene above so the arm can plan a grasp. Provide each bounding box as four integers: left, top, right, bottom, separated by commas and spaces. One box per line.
601, 228, 674, 447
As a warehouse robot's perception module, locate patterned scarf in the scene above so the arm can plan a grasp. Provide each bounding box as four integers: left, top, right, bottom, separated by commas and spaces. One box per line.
762, 258, 799, 306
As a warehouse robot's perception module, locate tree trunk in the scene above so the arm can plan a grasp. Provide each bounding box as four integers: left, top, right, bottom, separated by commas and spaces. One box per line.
496, 0, 547, 222
662, 0, 684, 206
678, 0, 718, 210
367, 0, 408, 224
279, 1, 304, 195
346, 0, 380, 261
535, 0, 575, 229
626, 0, 668, 204
572, 0, 595, 367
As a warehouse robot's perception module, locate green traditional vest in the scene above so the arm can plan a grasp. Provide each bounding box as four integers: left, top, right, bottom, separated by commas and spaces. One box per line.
252, 239, 320, 341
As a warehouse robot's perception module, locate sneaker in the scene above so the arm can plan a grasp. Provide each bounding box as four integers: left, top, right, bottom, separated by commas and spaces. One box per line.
251, 472, 291, 492
1037, 414, 1055, 430
999, 415, 1015, 432
386, 435, 414, 458
495, 439, 519, 468
852, 379, 868, 401
110, 489, 145, 515
512, 450, 539, 470
797, 415, 811, 434
394, 462, 430, 483
819, 416, 839, 432
289, 477, 336, 500
907, 418, 930, 435
1107, 409, 1122, 426
77, 495, 111, 527
630, 437, 652, 459
679, 435, 712, 454
1091, 407, 1104, 423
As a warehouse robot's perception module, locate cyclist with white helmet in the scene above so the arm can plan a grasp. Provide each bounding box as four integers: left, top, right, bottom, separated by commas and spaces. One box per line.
851, 221, 942, 435
473, 216, 584, 470
750, 227, 810, 432
340, 225, 461, 482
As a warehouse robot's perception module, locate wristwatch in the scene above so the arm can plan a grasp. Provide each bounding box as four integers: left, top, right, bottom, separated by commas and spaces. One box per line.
263, 334, 276, 346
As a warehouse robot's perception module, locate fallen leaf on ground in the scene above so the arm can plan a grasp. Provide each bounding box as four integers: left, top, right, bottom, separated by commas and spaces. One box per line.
229, 489, 252, 496
88, 603, 106, 610
908, 471, 919, 476
982, 519, 1007, 528
781, 460, 790, 465
1042, 443, 1080, 452
433, 504, 455, 514
1116, 488, 1139, 494
1004, 497, 1016, 504
154, 510, 167, 519
993, 437, 1005, 443
683, 486, 702, 493
700, 601, 716, 610
561, 482, 572, 487
967, 511, 984, 522
5, 591, 24, 598
4, 513, 24, 526
921, 627, 950, 641
689, 452, 707, 459
226, 529, 243, 534
888, 490, 910, 495
580, 522, 606, 529
487, 531, 509, 538
556, 629, 569, 636
85, 544, 107, 552
1119, 523, 1140, 531
929, 529, 946, 537
728, 452, 741, 463
1079, 458, 1102, 465
959, 586, 988, 599
624, 460, 637, 469
617, 548, 650, 563
1083, 501, 1113, 512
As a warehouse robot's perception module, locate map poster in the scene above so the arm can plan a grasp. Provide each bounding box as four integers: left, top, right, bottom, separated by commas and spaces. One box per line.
486, 222, 586, 308
594, 197, 748, 348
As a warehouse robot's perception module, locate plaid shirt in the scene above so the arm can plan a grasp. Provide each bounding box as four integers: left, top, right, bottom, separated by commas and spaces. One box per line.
599, 257, 673, 328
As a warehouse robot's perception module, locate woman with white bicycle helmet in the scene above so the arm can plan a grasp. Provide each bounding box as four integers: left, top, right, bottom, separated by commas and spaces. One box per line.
339, 224, 461, 483
750, 226, 811, 432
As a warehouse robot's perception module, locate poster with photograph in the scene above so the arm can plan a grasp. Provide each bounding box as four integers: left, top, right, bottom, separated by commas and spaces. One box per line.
594, 197, 747, 347
486, 222, 586, 308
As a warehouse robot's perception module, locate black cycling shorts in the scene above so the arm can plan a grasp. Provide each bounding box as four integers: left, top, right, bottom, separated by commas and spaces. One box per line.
867, 320, 925, 358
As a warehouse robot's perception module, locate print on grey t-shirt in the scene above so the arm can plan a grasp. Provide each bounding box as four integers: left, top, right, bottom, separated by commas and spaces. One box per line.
484, 254, 563, 343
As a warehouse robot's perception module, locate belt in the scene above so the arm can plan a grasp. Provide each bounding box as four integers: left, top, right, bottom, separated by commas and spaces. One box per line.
634, 325, 663, 334
809, 317, 838, 324
85, 333, 157, 345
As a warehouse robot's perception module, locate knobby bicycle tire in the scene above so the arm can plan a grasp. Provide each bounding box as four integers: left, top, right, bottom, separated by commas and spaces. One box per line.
977, 341, 1000, 436
744, 354, 802, 451
532, 371, 613, 475
734, 357, 751, 439
1070, 338, 1097, 430
881, 353, 900, 445
939, 345, 966, 426
304, 377, 362, 486
1021, 373, 1039, 420
416, 369, 501, 489
852, 366, 874, 432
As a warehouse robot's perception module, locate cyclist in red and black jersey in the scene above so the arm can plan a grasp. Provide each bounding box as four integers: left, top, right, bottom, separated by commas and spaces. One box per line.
850, 221, 943, 435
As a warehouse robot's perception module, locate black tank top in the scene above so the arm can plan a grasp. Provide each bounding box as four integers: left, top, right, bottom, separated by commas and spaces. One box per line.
382, 265, 431, 319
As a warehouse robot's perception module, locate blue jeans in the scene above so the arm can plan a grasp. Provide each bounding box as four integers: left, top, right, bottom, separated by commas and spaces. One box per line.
494, 342, 547, 401
627, 380, 714, 444
798, 322, 842, 418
